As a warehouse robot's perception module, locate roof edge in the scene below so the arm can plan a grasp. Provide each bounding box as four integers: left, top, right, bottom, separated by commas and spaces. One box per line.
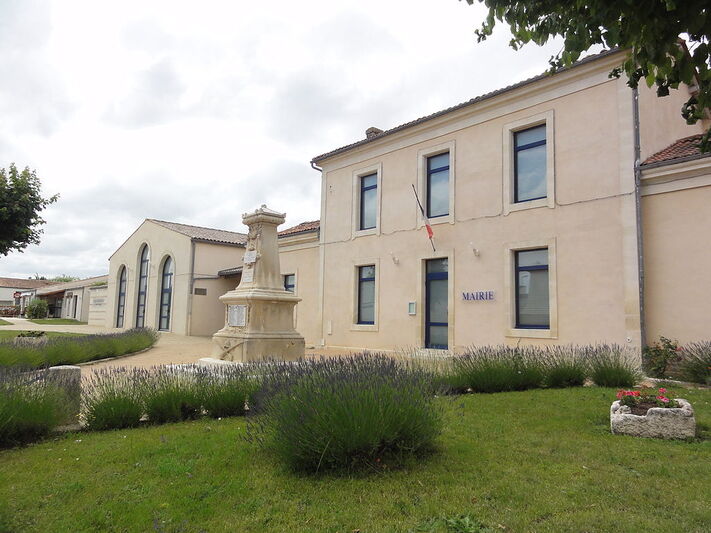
311, 48, 623, 164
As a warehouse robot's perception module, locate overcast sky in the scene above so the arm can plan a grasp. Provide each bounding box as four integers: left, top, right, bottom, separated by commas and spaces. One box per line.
0, 0, 569, 279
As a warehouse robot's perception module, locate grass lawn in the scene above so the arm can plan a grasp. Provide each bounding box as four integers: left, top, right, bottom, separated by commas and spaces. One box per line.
0, 319, 11, 326
1, 387, 709, 533
28, 318, 87, 325
0, 331, 85, 340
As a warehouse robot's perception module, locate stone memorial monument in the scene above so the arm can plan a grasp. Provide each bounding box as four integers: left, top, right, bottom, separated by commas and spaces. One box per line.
212, 205, 305, 361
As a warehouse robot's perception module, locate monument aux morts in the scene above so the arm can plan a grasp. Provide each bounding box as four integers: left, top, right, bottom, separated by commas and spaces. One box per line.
212, 205, 305, 361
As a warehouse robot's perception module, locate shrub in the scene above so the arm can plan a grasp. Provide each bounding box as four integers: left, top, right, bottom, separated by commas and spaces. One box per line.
542, 346, 587, 388
248, 355, 442, 473
642, 336, 682, 378
447, 346, 545, 393
587, 345, 641, 387
0, 367, 68, 447
678, 342, 711, 385
25, 299, 48, 319
200, 365, 262, 418
83, 368, 144, 431
16, 330, 45, 338
142, 367, 202, 424
0, 328, 159, 368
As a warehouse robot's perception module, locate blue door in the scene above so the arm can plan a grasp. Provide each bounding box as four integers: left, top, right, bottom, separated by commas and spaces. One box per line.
425, 258, 448, 349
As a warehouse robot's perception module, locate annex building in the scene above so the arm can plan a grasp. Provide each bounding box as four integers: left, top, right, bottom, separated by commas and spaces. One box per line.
106, 49, 710, 351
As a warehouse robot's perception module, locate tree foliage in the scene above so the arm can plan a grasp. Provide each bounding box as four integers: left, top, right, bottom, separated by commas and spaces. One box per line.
51, 275, 79, 282
465, 0, 711, 150
0, 164, 58, 256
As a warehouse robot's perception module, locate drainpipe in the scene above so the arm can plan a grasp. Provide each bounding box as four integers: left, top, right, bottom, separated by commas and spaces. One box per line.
186, 240, 196, 336
632, 87, 646, 347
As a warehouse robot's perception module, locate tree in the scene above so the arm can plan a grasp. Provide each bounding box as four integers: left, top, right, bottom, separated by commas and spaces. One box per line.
25, 298, 49, 319
51, 275, 79, 282
464, 0, 711, 150
0, 163, 58, 256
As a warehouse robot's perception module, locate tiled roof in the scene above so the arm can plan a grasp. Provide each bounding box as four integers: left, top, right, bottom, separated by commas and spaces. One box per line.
149, 219, 247, 246
0, 277, 59, 290
217, 266, 243, 277
312, 49, 622, 163
642, 134, 708, 166
278, 220, 320, 237
36, 275, 109, 295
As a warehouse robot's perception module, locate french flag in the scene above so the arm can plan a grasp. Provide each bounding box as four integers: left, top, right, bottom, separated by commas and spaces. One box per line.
412, 184, 435, 251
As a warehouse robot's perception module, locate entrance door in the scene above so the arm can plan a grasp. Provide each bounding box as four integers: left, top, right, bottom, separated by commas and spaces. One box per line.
425, 258, 448, 349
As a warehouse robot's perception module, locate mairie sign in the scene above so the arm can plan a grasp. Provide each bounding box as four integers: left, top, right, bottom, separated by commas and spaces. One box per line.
462, 290, 494, 301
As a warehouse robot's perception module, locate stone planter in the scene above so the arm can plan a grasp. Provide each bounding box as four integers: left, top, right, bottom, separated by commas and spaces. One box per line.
610, 398, 696, 439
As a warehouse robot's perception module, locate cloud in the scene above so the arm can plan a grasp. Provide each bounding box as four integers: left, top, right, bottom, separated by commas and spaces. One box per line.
104, 58, 186, 128
0, 1, 75, 136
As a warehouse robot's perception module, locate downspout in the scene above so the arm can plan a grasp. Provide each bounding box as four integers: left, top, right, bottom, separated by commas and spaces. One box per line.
311, 160, 326, 346
186, 240, 196, 336
632, 87, 646, 347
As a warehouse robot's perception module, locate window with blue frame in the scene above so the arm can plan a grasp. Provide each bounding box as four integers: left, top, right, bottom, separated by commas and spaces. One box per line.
514, 124, 547, 202
116, 266, 126, 328
159, 256, 173, 331
357, 265, 376, 324
426, 152, 449, 218
515, 248, 549, 329
135, 245, 149, 328
283, 273, 295, 292
425, 258, 448, 349
359, 173, 377, 230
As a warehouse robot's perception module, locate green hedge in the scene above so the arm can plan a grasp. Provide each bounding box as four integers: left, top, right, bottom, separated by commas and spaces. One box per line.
0, 328, 159, 368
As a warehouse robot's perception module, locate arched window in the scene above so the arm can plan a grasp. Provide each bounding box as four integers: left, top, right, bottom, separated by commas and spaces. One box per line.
159, 256, 174, 331
116, 266, 127, 328
135, 244, 150, 328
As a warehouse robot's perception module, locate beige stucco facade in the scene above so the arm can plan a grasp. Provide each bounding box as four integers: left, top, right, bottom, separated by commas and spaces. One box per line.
641, 157, 711, 343
312, 50, 705, 351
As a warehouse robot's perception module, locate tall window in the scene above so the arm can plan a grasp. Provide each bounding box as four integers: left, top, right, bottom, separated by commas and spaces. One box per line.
514, 125, 546, 202
427, 152, 449, 218
425, 258, 448, 349
159, 256, 173, 331
116, 266, 127, 328
515, 248, 549, 328
359, 173, 377, 230
357, 265, 376, 325
283, 274, 295, 292
135, 245, 149, 328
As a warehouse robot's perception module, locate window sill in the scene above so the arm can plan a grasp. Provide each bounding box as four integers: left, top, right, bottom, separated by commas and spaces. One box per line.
353, 228, 377, 238
504, 197, 551, 214
351, 324, 378, 332
505, 327, 557, 339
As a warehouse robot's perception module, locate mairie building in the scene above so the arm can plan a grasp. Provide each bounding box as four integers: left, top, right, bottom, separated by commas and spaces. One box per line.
106, 49, 711, 352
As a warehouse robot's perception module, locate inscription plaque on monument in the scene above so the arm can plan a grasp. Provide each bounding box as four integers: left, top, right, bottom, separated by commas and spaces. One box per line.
243, 250, 257, 264
227, 304, 247, 327
241, 268, 254, 283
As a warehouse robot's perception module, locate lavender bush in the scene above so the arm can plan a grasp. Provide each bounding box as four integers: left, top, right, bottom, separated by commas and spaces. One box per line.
247, 354, 442, 474
83, 368, 144, 430
446, 346, 546, 393
0, 367, 70, 447
678, 341, 711, 385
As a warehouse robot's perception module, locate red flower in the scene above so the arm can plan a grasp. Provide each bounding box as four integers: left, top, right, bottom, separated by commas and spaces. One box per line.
658, 388, 667, 394
616, 391, 624, 399
656, 396, 670, 403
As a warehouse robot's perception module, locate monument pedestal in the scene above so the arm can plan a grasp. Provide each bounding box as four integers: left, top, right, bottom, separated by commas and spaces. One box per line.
212, 206, 305, 362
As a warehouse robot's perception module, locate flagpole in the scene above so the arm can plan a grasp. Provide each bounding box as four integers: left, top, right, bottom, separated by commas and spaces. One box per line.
411, 184, 436, 252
